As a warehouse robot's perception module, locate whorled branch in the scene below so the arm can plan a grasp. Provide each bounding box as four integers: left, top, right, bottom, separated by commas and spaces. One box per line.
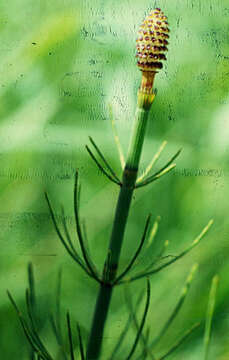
8, 263, 86, 360
45, 171, 101, 284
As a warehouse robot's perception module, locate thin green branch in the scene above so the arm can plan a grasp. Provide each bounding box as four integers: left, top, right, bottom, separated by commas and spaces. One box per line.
152, 148, 182, 178
77, 323, 85, 360
113, 214, 151, 285
124, 284, 155, 359
151, 264, 198, 347
7, 291, 48, 360
81, 219, 98, 278
137, 140, 167, 183
131, 216, 161, 273
125, 279, 151, 360
50, 270, 68, 360
73, 172, 101, 282
146, 216, 161, 248
136, 164, 176, 189
89, 136, 121, 183
86, 145, 122, 185
50, 316, 61, 349
143, 240, 170, 273
109, 103, 125, 169
136, 149, 181, 188
55, 269, 62, 341
119, 220, 213, 284
67, 312, 75, 360
30, 351, 36, 360
49, 318, 67, 360
157, 322, 201, 360
109, 293, 145, 360
26, 289, 52, 360
204, 275, 219, 360
45, 193, 95, 280
28, 263, 36, 309
60, 206, 87, 270
143, 327, 151, 359
27, 265, 41, 360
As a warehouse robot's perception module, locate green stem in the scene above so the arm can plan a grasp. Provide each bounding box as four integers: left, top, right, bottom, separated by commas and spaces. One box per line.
86, 90, 155, 360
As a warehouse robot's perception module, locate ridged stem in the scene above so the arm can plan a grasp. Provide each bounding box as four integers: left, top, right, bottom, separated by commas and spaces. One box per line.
86, 88, 155, 359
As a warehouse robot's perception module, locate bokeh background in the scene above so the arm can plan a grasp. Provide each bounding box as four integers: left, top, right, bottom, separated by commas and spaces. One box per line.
0, 0, 229, 358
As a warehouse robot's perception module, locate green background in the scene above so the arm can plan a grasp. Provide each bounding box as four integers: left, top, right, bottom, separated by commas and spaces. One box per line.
0, 0, 229, 358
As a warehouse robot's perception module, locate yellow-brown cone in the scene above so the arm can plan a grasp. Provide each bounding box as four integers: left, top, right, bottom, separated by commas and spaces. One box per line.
136, 8, 169, 72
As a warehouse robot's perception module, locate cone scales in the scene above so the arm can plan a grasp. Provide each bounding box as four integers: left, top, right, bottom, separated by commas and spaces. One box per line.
136, 8, 170, 91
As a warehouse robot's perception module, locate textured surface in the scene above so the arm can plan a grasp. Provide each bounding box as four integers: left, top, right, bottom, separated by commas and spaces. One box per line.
136, 8, 169, 71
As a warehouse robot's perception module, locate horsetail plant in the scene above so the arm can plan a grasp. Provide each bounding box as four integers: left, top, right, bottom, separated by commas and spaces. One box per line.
8, 7, 219, 360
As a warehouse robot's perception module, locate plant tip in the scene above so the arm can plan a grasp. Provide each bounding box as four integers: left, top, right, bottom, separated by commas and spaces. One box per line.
136, 8, 169, 73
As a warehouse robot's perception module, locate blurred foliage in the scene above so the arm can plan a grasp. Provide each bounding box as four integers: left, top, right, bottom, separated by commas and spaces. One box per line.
0, 0, 229, 358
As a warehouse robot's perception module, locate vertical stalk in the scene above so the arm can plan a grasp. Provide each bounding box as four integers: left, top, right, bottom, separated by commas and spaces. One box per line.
86, 89, 155, 359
